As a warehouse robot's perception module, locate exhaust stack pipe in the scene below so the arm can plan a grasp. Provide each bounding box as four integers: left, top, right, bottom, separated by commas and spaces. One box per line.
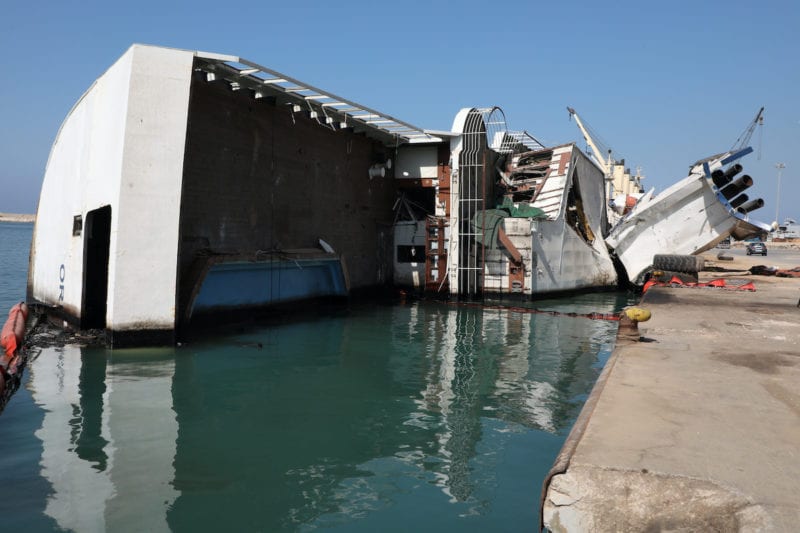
724, 163, 743, 180
720, 174, 753, 199
711, 169, 729, 188
712, 164, 743, 189
729, 194, 749, 209
737, 198, 764, 214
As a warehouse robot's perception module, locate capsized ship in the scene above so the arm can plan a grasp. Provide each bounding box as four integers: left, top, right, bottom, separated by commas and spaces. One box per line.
29, 45, 622, 344
605, 147, 771, 284
29, 44, 417, 344
28, 43, 763, 345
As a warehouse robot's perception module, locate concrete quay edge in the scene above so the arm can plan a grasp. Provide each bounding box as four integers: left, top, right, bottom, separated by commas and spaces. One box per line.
542, 251, 800, 532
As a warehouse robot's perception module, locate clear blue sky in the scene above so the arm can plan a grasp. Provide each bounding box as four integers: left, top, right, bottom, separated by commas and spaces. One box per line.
2, 0, 798, 223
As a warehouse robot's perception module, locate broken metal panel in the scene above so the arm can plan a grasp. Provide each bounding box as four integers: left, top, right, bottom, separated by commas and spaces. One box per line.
538, 160, 572, 216
495, 144, 578, 222
393, 106, 618, 299
444, 106, 618, 298
482, 148, 617, 296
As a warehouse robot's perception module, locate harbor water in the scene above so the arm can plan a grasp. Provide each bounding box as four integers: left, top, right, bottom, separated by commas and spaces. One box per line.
0, 222, 631, 532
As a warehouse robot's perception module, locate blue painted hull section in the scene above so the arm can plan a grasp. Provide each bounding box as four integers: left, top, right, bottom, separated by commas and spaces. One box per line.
191, 258, 347, 315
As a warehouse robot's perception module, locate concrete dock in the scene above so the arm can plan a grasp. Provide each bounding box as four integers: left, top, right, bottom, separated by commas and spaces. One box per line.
542, 247, 800, 531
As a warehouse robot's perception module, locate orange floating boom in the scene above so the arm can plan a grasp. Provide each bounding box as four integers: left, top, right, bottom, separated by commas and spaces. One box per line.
1, 302, 28, 357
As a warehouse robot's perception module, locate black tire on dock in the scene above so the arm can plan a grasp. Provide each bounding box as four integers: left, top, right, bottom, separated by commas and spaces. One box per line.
652, 254, 704, 273
650, 269, 699, 284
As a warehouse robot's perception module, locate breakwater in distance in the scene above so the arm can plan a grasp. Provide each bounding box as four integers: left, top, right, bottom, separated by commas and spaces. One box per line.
0, 213, 35, 223
0, 222, 635, 531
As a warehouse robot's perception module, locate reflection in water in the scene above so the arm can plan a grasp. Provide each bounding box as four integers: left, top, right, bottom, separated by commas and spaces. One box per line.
21, 294, 627, 531
30, 346, 179, 532
421, 308, 488, 505
75, 350, 108, 471
378, 297, 620, 518
33, 347, 114, 532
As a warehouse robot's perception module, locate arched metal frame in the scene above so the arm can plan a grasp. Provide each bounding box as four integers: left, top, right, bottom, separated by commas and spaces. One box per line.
457, 109, 489, 296
449, 107, 543, 297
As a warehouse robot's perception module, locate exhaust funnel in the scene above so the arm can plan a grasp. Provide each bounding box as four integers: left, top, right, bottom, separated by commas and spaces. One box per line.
729, 194, 749, 209
737, 198, 764, 214
720, 174, 753, 199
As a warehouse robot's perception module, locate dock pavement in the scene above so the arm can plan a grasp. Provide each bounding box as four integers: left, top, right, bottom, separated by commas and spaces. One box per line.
542, 245, 800, 531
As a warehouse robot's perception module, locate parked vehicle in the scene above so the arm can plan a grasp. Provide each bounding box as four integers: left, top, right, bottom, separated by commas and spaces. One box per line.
746, 242, 767, 256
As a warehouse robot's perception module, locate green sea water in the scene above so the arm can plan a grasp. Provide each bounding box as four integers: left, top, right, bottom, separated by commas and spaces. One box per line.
0, 223, 631, 532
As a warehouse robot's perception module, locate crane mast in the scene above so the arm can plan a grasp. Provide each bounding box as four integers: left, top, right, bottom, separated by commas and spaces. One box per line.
567, 107, 611, 174
566, 107, 645, 206
730, 106, 764, 157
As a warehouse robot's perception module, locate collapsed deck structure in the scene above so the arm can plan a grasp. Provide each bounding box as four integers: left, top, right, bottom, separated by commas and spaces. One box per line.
392, 112, 617, 296
30, 44, 622, 344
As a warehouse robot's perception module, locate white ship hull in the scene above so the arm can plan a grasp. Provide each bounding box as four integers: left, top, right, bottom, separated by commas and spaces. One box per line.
607, 148, 771, 284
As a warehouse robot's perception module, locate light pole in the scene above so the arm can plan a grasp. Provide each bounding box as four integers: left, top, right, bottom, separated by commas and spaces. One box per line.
775, 163, 785, 225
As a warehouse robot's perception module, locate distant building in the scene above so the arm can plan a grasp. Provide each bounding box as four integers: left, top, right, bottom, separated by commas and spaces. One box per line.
776, 218, 799, 240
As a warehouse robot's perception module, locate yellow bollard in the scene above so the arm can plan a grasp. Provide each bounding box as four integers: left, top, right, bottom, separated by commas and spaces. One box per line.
624, 307, 651, 323
618, 307, 651, 342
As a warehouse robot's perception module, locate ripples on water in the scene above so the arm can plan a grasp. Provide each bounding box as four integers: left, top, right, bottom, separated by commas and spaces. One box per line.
0, 223, 633, 532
